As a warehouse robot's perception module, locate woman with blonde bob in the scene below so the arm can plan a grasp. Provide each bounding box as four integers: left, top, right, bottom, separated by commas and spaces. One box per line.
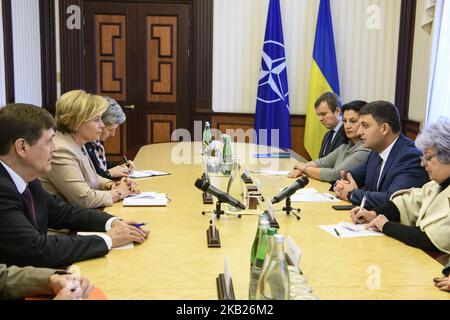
40, 90, 139, 208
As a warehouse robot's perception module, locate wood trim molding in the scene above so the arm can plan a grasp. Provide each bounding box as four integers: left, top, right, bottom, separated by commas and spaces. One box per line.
2, 0, 14, 103
59, 0, 84, 93
40, 0, 57, 110
193, 0, 213, 113
395, 0, 417, 119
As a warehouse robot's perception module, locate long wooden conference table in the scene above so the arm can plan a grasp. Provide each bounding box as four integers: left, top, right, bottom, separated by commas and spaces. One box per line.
73, 142, 449, 300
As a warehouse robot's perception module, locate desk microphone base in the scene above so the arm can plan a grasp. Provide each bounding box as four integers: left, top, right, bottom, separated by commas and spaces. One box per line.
264, 210, 280, 229
216, 273, 235, 300
207, 225, 221, 248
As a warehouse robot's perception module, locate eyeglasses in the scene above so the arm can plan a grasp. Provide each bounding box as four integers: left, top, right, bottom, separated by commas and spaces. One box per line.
420, 154, 436, 163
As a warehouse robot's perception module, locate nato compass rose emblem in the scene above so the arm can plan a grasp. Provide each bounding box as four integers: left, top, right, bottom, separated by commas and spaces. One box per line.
257, 40, 289, 109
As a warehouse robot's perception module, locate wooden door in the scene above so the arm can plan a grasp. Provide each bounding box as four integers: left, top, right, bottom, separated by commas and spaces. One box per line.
83, 1, 191, 159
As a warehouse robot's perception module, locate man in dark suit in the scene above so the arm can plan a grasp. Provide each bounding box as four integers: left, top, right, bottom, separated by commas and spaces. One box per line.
0, 104, 149, 268
315, 92, 348, 158
334, 101, 429, 209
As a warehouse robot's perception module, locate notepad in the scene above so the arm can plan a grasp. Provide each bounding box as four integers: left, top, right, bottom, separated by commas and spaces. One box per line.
123, 192, 168, 206
289, 188, 339, 202
319, 222, 385, 238
129, 170, 170, 179
77, 232, 134, 250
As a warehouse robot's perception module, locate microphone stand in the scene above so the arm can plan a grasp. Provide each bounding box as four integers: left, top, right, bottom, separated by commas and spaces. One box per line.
280, 196, 301, 220
202, 200, 242, 219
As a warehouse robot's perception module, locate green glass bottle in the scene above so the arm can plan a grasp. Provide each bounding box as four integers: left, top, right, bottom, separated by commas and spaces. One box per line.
248, 222, 269, 300
250, 217, 269, 269
221, 134, 232, 175
202, 121, 212, 155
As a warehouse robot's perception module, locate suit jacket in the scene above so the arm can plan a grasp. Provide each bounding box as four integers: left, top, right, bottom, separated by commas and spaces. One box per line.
350, 134, 429, 209
0, 163, 113, 268
0, 264, 55, 299
40, 131, 113, 208
318, 124, 348, 158
391, 181, 450, 254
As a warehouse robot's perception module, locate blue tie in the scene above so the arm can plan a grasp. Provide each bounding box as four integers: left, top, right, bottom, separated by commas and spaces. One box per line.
322, 131, 334, 157
372, 155, 383, 191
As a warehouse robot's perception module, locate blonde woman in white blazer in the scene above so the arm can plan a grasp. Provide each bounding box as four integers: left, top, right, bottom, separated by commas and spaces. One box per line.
40, 90, 139, 208
349, 118, 450, 254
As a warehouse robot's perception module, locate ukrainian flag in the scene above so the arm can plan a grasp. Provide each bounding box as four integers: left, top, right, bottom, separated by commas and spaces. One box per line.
304, 0, 340, 159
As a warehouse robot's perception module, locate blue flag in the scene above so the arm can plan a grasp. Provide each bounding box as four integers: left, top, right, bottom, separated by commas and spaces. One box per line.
254, 0, 291, 150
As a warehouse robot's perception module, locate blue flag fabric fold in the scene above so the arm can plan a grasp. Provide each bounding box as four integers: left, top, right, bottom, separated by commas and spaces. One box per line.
254, 0, 291, 150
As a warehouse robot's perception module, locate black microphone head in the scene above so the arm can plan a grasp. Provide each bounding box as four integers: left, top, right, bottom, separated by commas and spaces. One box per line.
296, 176, 309, 187
194, 178, 209, 192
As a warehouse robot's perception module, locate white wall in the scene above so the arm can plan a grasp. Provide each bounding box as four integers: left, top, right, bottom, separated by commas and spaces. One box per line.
0, 1, 6, 106
11, 0, 42, 106
213, 0, 401, 115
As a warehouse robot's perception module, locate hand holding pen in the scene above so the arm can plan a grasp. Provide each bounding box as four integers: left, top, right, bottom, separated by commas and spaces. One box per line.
122, 155, 136, 174
349, 195, 377, 224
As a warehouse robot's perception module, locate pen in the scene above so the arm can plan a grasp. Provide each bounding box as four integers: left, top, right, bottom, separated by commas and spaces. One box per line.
133, 223, 147, 228
334, 228, 341, 237
123, 155, 130, 167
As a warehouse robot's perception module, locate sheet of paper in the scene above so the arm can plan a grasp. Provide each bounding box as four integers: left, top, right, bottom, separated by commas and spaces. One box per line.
129, 170, 169, 179
250, 169, 290, 176
319, 222, 385, 238
77, 232, 134, 250
289, 188, 339, 202
123, 192, 168, 206
224, 256, 231, 298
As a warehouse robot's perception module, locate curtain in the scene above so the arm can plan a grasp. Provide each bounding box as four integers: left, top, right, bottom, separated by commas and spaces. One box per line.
426, 0, 450, 124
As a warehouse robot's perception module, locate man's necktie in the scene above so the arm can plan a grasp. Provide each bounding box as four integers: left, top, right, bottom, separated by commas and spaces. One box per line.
22, 187, 37, 225
373, 155, 383, 191
322, 130, 334, 157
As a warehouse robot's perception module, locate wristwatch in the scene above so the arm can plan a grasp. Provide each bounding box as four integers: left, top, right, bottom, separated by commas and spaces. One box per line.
347, 190, 354, 201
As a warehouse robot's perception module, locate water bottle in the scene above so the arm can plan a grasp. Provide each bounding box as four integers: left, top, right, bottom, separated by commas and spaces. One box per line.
221, 134, 232, 175
202, 122, 212, 155
250, 218, 269, 269
256, 234, 290, 300
249, 222, 269, 300
226, 157, 244, 212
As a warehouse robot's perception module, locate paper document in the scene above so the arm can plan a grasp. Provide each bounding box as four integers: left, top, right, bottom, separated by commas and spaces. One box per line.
123, 192, 168, 206
250, 169, 290, 176
77, 232, 134, 250
289, 188, 339, 202
129, 170, 169, 179
319, 222, 385, 238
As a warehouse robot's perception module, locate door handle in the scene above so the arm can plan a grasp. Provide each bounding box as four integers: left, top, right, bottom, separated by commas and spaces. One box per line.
123, 104, 135, 110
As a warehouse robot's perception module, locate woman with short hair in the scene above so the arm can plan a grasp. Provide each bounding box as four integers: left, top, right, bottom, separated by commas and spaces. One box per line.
288, 100, 370, 182
40, 90, 139, 209
84, 97, 135, 179
351, 118, 450, 254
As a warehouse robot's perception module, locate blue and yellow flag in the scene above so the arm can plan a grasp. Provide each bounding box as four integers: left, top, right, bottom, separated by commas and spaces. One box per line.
254, 0, 291, 150
304, 0, 340, 159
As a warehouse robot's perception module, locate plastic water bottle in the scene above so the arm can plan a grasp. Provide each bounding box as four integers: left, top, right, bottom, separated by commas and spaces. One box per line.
256, 234, 290, 300
249, 222, 269, 300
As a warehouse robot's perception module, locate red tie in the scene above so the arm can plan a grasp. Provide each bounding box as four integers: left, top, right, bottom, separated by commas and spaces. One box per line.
22, 187, 37, 225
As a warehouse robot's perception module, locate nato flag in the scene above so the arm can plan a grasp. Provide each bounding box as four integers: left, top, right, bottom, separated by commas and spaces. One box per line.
254, 0, 291, 150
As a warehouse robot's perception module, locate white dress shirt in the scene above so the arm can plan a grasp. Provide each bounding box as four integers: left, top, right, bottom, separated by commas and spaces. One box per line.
0, 159, 115, 249
376, 137, 399, 189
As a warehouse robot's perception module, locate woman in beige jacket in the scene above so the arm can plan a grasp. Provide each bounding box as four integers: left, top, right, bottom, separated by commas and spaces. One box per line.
349, 118, 450, 254
40, 90, 139, 208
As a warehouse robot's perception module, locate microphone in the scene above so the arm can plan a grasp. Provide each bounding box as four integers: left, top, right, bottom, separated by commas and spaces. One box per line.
195, 179, 246, 210
271, 176, 309, 204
